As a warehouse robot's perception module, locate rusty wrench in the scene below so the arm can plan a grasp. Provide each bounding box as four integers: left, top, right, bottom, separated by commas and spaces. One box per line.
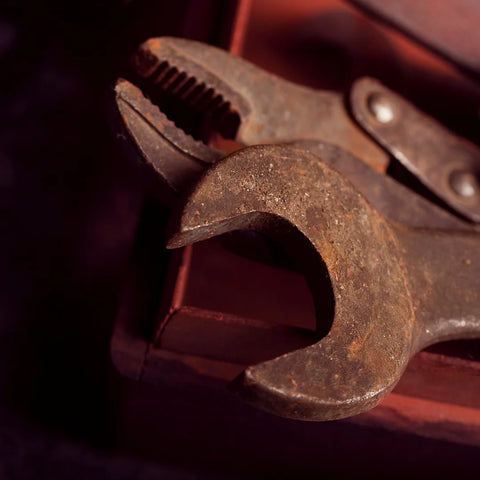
166, 143, 480, 421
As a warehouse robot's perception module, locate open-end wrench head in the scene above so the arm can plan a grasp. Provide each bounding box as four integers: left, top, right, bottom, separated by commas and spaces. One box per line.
167, 145, 415, 421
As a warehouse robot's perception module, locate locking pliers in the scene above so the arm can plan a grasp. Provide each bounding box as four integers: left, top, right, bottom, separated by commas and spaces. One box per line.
113, 37, 480, 221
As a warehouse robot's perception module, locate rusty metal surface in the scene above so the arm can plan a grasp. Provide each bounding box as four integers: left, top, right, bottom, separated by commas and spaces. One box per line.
113, 37, 480, 225
166, 144, 480, 421
112, 222, 480, 405
166, 144, 411, 420
351, 77, 480, 222
111, 207, 480, 447
113, 79, 223, 195
289, 140, 475, 231
114, 36, 389, 185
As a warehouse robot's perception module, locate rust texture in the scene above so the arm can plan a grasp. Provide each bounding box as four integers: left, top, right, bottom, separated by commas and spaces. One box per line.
166, 144, 480, 421
351, 77, 480, 222
111, 35, 390, 194
112, 37, 480, 222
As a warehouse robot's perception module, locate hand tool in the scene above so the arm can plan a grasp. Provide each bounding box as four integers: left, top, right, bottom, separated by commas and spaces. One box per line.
166, 143, 480, 421
112, 37, 480, 221
110, 37, 480, 420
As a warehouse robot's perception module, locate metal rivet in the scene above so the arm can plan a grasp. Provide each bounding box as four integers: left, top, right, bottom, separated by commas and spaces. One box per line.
449, 170, 479, 198
367, 93, 395, 124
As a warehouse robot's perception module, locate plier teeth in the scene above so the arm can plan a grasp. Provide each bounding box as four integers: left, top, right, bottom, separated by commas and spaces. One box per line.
133, 37, 386, 164
111, 37, 254, 196
111, 37, 389, 198
112, 78, 223, 195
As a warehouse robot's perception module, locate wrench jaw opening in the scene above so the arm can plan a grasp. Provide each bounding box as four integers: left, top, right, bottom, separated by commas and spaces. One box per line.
167, 144, 415, 421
